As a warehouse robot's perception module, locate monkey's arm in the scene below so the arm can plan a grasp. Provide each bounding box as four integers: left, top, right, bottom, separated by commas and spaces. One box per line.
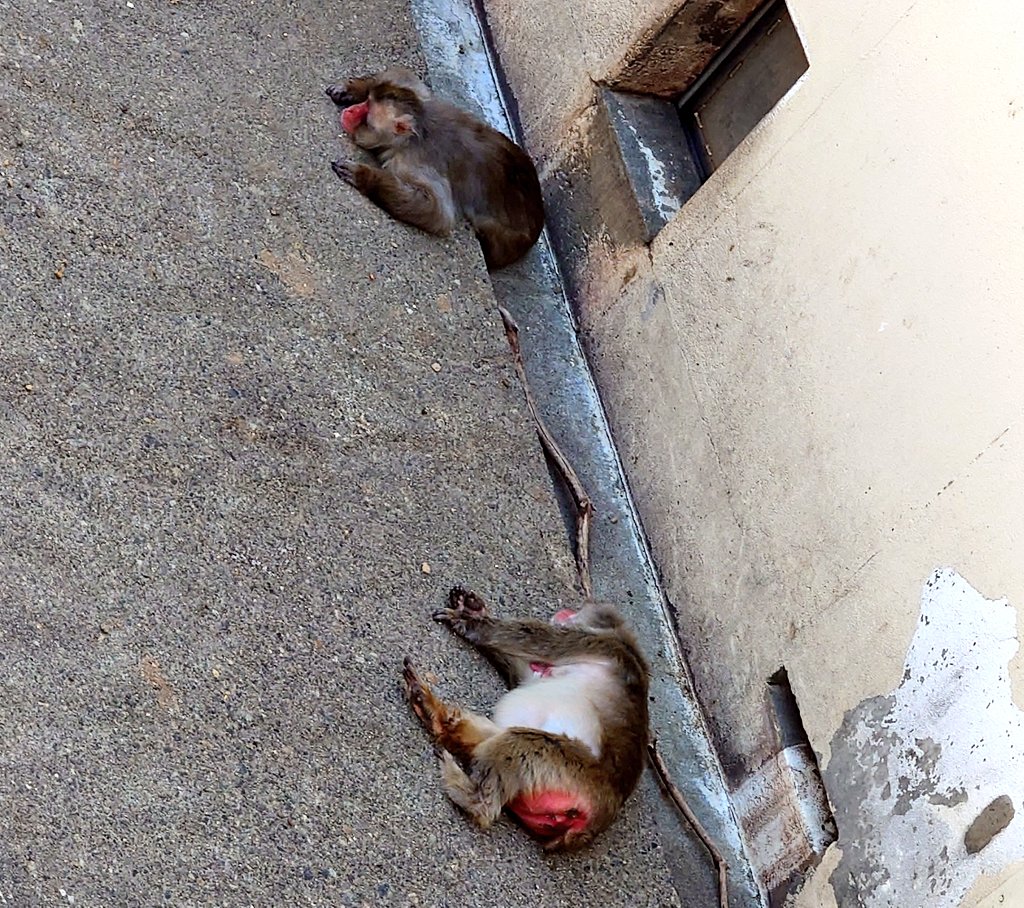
431, 587, 524, 685
332, 161, 456, 236
434, 600, 599, 678
437, 614, 576, 658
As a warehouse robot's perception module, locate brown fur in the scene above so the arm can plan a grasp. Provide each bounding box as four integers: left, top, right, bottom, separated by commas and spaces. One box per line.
327, 67, 545, 269
402, 586, 650, 851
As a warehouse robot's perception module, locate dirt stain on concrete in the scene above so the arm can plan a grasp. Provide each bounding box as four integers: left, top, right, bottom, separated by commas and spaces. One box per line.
140, 653, 179, 711
256, 246, 317, 297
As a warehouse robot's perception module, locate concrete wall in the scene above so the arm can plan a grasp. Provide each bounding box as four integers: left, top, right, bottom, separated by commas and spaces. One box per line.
483, 0, 1024, 903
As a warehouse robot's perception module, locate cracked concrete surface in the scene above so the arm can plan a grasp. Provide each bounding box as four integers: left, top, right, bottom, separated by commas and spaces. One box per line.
0, 1, 699, 905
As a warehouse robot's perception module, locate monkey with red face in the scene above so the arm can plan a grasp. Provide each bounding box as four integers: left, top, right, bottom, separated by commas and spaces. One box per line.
326, 67, 545, 270
402, 586, 650, 851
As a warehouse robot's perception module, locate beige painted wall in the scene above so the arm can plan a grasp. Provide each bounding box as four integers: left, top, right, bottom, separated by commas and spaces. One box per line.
485, 0, 1024, 903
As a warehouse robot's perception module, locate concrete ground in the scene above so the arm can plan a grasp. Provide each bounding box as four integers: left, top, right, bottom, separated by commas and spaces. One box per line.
0, 1, 695, 905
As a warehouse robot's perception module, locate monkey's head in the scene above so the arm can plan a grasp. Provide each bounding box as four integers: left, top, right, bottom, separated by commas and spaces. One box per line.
551, 603, 626, 634
345, 84, 424, 151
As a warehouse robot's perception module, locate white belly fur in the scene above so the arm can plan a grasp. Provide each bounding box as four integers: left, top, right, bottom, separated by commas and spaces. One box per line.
492, 662, 614, 759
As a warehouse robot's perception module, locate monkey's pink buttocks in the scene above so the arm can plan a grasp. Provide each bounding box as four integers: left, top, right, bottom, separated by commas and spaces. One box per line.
508, 790, 590, 836
341, 101, 369, 134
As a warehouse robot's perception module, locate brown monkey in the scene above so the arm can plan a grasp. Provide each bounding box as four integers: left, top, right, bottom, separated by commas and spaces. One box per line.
402, 586, 650, 851
326, 67, 545, 269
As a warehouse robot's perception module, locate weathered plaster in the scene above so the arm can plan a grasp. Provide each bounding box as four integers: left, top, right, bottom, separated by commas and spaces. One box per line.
825, 570, 1024, 906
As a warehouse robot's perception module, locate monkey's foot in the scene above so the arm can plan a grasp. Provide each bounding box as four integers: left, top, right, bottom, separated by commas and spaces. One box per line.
331, 160, 357, 186
403, 657, 437, 731
402, 657, 453, 740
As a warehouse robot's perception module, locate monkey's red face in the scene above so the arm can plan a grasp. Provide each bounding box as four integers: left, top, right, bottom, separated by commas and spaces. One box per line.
344, 98, 418, 151
340, 101, 369, 135
552, 603, 625, 634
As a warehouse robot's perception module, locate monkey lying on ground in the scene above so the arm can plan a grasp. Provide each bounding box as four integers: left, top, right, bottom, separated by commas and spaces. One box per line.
402, 586, 650, 851
326, 67, 545, 269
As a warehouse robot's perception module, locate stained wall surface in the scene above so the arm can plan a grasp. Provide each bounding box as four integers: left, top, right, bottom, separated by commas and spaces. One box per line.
483, 0, 1024, 903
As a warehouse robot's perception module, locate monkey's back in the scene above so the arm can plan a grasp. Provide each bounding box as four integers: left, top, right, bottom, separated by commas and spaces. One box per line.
592, 636, 650, 800
423, 99, 545, 267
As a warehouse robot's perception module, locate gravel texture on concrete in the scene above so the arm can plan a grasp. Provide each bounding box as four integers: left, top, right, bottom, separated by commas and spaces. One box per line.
0, 2, 687, 906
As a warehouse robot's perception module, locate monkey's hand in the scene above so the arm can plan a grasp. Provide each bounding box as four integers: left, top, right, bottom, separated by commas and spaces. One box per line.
331, 159, 367, 188
433, 586, 490, 638
325, 79, 369, 107
325, 84, 354, 106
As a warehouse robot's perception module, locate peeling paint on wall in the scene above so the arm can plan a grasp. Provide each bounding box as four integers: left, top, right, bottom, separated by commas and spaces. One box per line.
825, 569, 1024, 906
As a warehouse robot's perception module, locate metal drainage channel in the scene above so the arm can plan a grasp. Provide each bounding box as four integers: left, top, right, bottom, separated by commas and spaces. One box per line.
408, 1, 764, 905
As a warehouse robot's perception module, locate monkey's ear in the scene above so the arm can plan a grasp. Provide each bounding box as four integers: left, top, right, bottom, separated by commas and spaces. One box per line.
393, 114, 418, 136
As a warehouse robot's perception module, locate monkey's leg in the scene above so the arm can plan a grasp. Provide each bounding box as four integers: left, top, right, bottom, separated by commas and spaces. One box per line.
331, 163, 456, 236
325, 76, 374, 107
438, 751, 504, 829
402, 657, 501, 762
